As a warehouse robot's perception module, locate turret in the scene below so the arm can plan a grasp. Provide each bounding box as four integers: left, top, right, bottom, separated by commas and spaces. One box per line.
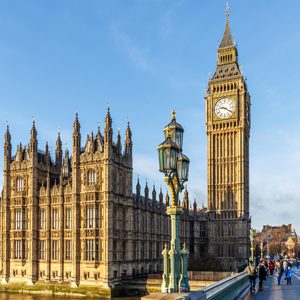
116, 130, 122, 155
183, 187, 189, 211
104, 108, 113, 145
165, 192, 170, 207
55, 132, 62, 169
44, 141, 50, 166
144, 181, 149, 209
152, 185, 156, 212
193, 198, 197, 213
124, 121, 132, 157
72, 113, 81, 162
4, 125, 11, 170
159, 187, 163, 208
136, 178, 141, 200
30, 120, 38, 156
62, 148, 71, 178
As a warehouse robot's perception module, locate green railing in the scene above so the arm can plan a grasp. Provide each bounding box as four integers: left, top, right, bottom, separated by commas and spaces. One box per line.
190, 272, 248, 300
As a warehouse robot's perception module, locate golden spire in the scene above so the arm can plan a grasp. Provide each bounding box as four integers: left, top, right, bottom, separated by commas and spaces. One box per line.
171, 110, 176, 121
226, 1, 230, 24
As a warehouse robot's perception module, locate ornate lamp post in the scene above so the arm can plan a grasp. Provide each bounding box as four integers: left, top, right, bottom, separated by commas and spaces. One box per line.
249, 228, 255, 266
157, 111, 190, 293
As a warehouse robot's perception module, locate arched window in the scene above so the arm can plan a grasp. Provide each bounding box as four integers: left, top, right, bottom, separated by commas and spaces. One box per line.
87, 170, 97, 186
16, 177, 24, 192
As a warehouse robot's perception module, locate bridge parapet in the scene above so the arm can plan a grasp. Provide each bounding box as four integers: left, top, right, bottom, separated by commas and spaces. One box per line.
190, 272, 248, 300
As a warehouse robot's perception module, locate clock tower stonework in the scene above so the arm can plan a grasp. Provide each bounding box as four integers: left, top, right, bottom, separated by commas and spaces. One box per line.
205, 7, 251, 270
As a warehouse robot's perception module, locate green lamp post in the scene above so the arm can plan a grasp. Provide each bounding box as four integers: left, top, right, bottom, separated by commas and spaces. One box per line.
157, 111, 190, 293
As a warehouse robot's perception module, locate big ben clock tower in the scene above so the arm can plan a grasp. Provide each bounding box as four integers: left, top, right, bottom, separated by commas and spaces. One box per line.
206, 3, 251, 270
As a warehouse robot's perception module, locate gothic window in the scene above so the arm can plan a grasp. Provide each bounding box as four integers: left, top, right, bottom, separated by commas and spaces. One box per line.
40, 208, 46, 229
16, 177, 24, 192
51, 240, 59, 260
65, 240, 72, 260
122, 240, 126, 261
40, 240, 46, 260
14, 240, 23, 259
65, 207, 71, 229
85, 240, 95, 261
87, 169, 97, 186
14, 208, 23, 230
86, 205, 96, 228
52, 208, 59, 229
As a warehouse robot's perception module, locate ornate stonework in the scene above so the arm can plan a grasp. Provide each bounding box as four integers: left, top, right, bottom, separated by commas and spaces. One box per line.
205, 9, 251, 270
0, 110, 207, 288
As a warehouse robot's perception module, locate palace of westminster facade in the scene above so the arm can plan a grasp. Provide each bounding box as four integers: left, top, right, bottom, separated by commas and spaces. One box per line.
0, 7, 251, 289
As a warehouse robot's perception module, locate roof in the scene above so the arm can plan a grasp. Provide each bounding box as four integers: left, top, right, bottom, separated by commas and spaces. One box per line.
219, 20, 235, 49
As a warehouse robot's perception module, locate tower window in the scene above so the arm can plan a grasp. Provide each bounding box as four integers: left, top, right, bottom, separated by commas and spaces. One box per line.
52, 208, 59, 229
65, 240, 72, 260
15, 208, 25, 230
40, 240, 46, 260
51, 240, 59, 260
40, 208, 46, 229
65, 207, 72, 229
16, 177, 24, 192
87, 170, 97, 185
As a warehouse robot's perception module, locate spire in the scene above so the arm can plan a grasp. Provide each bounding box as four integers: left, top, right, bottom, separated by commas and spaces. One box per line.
73, 113, 80, 132
219, 1, 235, 49
30, 120, 37, 141
72, 113, 81, 159
105, 108, 112, 130
152, 184, 157, 211
45, 141, 50, 165
104, 108, 113, 145
159, 187, 163, 204
165, 191, 170, 206
136, 177, 141, 198
30, 120, 38, 153
56, 131, 62, 168
183, 186, 189, 210
4, 125, 11, 144
125, 121, 132, 157
116, 129, 122, 154
193, 198, 197, 213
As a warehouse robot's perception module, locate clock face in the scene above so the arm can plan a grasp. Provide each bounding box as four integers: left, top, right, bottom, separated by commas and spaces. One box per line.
214, 98, 235, 119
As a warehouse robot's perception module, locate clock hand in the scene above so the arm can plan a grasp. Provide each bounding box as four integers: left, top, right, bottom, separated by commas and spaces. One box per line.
220, 106, 233, 113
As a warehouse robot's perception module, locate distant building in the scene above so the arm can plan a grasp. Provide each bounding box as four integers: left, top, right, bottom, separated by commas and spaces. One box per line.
254, 224, 298, 258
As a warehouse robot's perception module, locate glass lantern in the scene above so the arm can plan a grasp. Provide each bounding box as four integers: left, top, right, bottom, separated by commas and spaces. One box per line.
157, 136, 179, 173
177, 152, 190, 182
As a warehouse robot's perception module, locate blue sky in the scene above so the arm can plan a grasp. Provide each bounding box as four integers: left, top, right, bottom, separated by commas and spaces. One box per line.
0, 0, 300, 232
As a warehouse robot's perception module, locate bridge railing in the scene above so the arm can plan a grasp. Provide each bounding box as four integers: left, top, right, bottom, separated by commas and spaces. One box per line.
190, 271, 249, 300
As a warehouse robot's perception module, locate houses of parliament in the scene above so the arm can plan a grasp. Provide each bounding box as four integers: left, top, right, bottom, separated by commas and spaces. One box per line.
0, 6, 251, 290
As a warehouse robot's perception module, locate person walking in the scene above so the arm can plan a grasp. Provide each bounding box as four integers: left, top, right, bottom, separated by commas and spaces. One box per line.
285, 264, 292, 286
269, 260, 275, 276
258, 260, 267, 291
276, 259, 284, 285
245, 261, 257, 293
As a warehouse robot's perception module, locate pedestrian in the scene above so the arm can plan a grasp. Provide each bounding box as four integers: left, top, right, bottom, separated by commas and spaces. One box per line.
276, 260, 284, 285
285, 265, 292, 286
269, 260, 275, 276
258, 260, 267, 291
245, 261, 257, 293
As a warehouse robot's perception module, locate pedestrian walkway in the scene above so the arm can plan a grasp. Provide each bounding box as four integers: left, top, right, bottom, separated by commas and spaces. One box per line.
245, 267, 300, 299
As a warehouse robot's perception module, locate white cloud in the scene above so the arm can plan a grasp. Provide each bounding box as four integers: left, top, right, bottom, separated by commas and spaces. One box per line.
111, 22, 153, 72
